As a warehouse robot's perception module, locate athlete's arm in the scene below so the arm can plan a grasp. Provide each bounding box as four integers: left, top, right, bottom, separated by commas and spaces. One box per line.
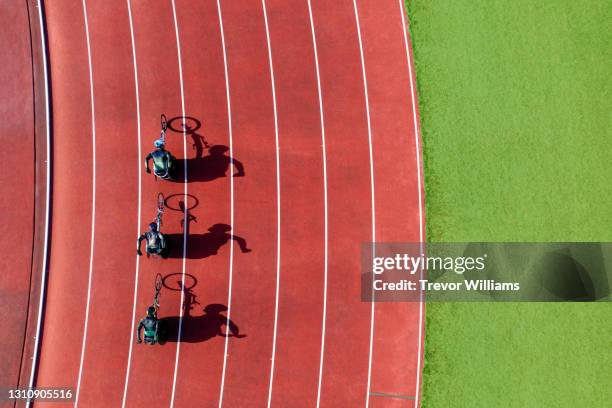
137, 234, 146, 255
145, 153, 153, 173
165, 151, 176, 169
137, 319, 144, 343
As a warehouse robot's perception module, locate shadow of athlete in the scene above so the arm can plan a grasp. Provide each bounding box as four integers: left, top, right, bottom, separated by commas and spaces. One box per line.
167, 223, 251, 259
187, 125, 211, 159
162, 304, 246, 343
179, 200, 197, 231
172, 145, 245, 183
179, 280, 200, 317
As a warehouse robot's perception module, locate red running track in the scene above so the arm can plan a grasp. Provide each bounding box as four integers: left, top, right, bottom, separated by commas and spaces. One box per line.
0, 1, 36, 397
5, 0, 425, 406
1, 1, 49, 404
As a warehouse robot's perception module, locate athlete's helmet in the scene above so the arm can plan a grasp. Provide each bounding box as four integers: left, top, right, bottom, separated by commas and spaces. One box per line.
147, 306, 156, 317
149, 222, 157, 231
154, 139, 165, 148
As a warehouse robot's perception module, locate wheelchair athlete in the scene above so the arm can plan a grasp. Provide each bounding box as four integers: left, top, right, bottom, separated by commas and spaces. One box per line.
137, 306, 160, 345
145, 138, 177, 180
137, 222, 166, 257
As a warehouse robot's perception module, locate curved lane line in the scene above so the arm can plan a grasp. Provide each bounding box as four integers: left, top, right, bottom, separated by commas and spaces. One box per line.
397, 2, 425, 406
120, 0, 143, 405
216, 1, 237, 405
74, 1, 97, 405
306, 2, 330, 407
168, 0, 189, 406
27, 0, 52, 399
351, 1, 377, 406
261, 1, 282, 406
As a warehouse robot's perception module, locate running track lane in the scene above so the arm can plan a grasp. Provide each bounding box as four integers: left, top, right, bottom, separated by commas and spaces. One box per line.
356, 0, 425, 405
123, 1, 186, 406
169, 1, 234, 406
35, 1, 94, 401
34, 1, 142, 407
0, 1, 35, 397
70, 1, 139, 406
217, 1, 278, 406
264, 0, 327, 406
307, 1, 374, 406
30, 0, 425, 406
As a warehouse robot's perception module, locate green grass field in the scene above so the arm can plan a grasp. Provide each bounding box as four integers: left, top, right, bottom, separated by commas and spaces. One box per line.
405, 0, 612, 406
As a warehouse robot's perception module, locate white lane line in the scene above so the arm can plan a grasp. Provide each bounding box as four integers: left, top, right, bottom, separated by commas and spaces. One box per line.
351, 1, 377, 407
169, 0, 189, 406
261, 1, 281, 406
121, 0, 143, 405
306, 1, 329, 407
216, 1, 236, 406
397, 2, 425, 407
27, 0, 52, 400
75, 1, 97, 406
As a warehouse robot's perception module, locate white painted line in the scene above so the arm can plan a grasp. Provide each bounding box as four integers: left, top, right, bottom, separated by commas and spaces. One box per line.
75, 1, 97, 405
27, 0, 52, 400
216, 0, 236, 405
120, 0, 143, 405
169, 0, 189, 406
397, 2, 425, 407
351, 1, 377, 407
261, 1, 282, 406
306, 2, 329, 407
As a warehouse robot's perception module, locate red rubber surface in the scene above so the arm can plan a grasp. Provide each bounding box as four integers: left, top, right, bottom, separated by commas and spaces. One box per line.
14, 0, 425, 406
0, 1, 35, 398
